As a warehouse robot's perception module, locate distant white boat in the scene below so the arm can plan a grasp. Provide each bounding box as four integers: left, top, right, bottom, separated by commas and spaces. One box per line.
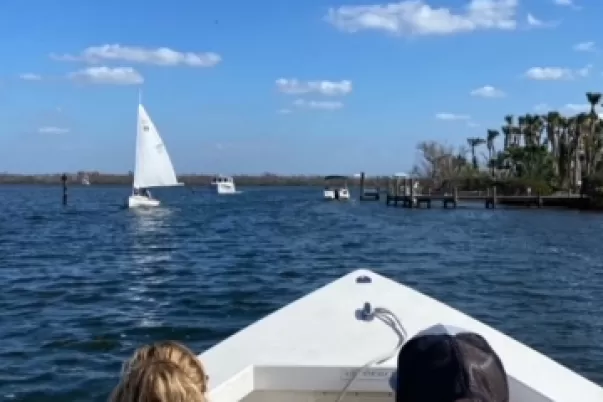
127, 102, 182, 208
200, 269, 603, 402
323, 175, 350, 200
211, 175, 237, 195
81, 174, 90, 186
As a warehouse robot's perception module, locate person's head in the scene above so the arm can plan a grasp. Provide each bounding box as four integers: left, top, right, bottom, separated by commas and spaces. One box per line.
121, 341, 208, 393
396, 327, 509, 402
110, 359, 207, 402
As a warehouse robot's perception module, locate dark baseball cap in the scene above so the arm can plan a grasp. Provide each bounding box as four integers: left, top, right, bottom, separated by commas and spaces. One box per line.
395, 324, 509, 402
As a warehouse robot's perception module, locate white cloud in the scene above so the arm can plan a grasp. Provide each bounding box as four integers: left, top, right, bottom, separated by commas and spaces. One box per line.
553, 0, 581, 9
563, 103, 603, 118
435, 113, 470, 120
38, 126, 69, 134
470, 85, 505, 98
19, 73, 41, 81
576, 64, 592, 77
525, 67, 571, 80
276, 78, 352, 96
574, 41, 595, 52
467, 121, 479, 127
68, 66, 143, 85
325, 0, 518, 36
293, 99, 344, 110
564, 103, 587, 111
532, 103, 602, 117
526, 13, 556, 28
526, 13, 542, 26
523, 65, 591, 80
277, 108, 292, 114
51, 44, 221, 67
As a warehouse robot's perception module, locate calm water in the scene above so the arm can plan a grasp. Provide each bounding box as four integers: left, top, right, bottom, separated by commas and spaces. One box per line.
0, 185, 602, 401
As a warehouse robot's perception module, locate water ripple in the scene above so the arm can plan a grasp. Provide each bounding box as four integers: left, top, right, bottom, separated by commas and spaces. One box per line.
0, 186, 602, 401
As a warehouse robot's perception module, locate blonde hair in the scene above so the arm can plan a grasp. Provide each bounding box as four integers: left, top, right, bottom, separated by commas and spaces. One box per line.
121, 341, 208, 393
110, 359, 206, 402
111, 341, 208, 402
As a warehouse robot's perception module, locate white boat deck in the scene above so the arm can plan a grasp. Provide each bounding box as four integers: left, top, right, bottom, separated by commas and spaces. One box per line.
199, 269, 603, 401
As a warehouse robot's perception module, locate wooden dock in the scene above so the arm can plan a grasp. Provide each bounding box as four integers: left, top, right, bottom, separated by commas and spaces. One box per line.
385, 177, 589, 209
386, 191, 589, 209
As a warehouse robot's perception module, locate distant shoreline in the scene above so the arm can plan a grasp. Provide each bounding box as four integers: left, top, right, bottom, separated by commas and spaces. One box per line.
0, 173, 387, 187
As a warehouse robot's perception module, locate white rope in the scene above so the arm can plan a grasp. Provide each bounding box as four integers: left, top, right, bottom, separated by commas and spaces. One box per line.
335, 304, 407, 402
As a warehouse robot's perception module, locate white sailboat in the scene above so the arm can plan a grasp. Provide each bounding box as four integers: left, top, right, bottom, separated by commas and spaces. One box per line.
127, 102, 182, 208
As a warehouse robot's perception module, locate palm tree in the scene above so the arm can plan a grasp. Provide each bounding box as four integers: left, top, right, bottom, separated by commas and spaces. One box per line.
543, 111, 561, 178
486, 129, 500, 175
586, 92, 601, 116
503, 115, 514, 149
569, 113, 589, 189
417, 90, 603, 194
583, 92, 602, 177
467, 137, 486, 170
517, 115, 527, 147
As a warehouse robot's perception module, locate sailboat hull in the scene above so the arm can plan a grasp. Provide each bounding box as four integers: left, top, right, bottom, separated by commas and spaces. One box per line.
127, 195, 161, 208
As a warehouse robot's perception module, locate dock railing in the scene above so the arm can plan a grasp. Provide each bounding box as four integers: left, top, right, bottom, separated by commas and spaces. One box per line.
385, 179, 588, 209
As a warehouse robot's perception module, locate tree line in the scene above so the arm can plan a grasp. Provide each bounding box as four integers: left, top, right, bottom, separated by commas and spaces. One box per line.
0, 172, 389, 187
413, 92, 603, 196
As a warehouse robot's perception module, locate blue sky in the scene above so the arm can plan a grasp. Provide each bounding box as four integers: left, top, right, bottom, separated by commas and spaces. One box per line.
0, 0, 601, 175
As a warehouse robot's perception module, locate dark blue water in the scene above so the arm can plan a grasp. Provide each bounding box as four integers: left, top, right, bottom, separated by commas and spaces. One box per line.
1, 185, 602, 401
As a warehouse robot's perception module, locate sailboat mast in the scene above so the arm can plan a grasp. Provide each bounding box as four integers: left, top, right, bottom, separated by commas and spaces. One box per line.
133, 89, 142, 191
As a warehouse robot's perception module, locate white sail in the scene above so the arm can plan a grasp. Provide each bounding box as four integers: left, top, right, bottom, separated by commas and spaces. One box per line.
133, 104, 181, 189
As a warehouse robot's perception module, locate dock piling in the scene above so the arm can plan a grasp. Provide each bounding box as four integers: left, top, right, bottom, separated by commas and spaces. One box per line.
359, 172, 365, 200
452, 187, 458, 208
409, 178, 415, 208
61, 173, 68, 206
485, 186, 497, 208
358, 172, 380, 201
